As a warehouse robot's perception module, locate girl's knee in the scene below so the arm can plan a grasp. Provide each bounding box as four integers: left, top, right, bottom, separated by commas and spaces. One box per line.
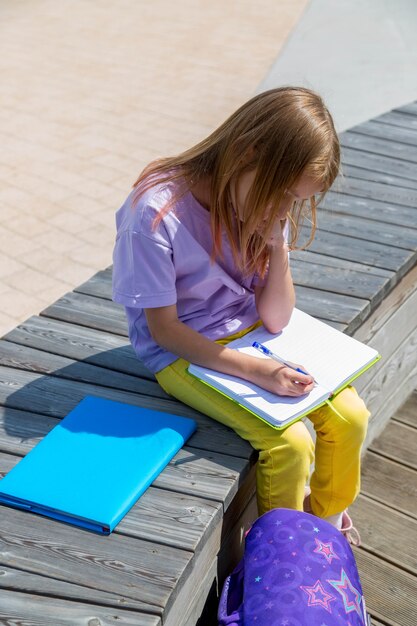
331, 386, 370, 440
266, 420, 314, 465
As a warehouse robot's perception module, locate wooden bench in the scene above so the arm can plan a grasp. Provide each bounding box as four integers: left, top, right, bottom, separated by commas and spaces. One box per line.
1, 100, 417, 625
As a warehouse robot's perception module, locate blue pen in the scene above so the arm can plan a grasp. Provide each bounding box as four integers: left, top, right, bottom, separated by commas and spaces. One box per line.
252, 341, 315, 380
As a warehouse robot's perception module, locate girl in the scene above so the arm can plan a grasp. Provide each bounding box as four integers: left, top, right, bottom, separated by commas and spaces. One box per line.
112, 87, 370, 543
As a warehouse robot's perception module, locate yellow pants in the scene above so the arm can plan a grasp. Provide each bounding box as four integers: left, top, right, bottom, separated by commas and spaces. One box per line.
156, 324, 370, 518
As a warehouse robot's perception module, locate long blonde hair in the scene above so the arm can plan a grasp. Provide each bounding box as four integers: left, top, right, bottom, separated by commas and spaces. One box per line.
133, 86, 340, 277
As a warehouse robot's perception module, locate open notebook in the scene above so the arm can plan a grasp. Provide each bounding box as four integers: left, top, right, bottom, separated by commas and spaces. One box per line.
0, 397, 196, 534
188, 308, 380, 429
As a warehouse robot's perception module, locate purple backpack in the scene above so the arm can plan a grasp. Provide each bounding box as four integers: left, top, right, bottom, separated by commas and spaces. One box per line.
218, 508, 370, 625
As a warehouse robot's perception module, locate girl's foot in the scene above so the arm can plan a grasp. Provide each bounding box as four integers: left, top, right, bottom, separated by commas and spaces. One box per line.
340, 510, 361, 546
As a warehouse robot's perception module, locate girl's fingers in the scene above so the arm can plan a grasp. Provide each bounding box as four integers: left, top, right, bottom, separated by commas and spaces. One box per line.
285, 369, 313, 386
287, 377, 314, 395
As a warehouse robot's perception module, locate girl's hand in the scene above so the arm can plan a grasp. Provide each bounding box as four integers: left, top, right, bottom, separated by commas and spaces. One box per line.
264, 218, 287, 248
251, 357, 315, 397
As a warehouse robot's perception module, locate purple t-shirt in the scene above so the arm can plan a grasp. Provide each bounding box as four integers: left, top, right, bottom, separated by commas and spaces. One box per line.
112, 183, 264, 373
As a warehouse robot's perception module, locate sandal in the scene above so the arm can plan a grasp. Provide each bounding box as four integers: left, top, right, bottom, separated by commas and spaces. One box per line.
340, 510, 361, 546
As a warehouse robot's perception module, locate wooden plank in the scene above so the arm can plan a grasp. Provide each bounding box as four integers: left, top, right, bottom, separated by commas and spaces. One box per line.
153, 447, 251, 509
0, 565, 161, 617
182, 558, 217, 626
164, 522, 222, 626
41, 291, 129, 336
365, 360, 417, 450
330, 175, 417, 210
76, 267, 112, 299
291, 257, 391, 303
3, 315, 155, 380
220, 464, 256, 542
354, 264, 417, 346
294, 284, 369, 331
341, 144, 417, 182
340, 130, 417, 163
290, 249, 394, 279
395, 102, 417, 116
0, 589, 160, 625
393, 390, 417, 429
353, 549, 417, 626
349, 494, 417, 574
340, 162, 417, 190
0, 339, 167, 398
217, 492, 258, 585
304, 227, 414, 273
375, 110, 417, 132
324, 190, 417, 229
0, 365, 201, 421
350, 118, 417, 147
112, 487, 222, 552
352, 268, 417, 447
317, 210, 417, 250
358, 324, 417, 444
0, 505, 191, 615
0, 406, 60, 454
361, 451, 417, 519
0, 371, 254, 461
369, 421, 417, 470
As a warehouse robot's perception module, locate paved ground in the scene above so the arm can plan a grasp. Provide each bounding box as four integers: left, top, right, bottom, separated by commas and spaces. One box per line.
0, 0, 307, 337
258, 0, 417, 132
1, 0, 417, 338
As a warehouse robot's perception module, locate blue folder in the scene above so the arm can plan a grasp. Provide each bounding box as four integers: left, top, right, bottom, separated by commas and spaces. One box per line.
0, 396, 197, 534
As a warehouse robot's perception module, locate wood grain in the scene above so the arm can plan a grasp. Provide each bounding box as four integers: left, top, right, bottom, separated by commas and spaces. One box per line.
0, 565, 161, 616
0, 339, 166, 398
354, 549, 417, 626
369, 420, 417, 470
42, 291, 128, 336
0, 589, 160, 625
335, 174, 417, 209
375, 109, 417, 131
350, 495, 417, 574
341, 163, 417, 189
0, 504, 192, 615
393, 390, 417, 429
3, 315, 155, 380
396, 101, 417, 116
341, 143, 417, 181
361, 451, 417, 519
351, 118, 417, 147
341, 129, 417, 163
324, 189, 417, 228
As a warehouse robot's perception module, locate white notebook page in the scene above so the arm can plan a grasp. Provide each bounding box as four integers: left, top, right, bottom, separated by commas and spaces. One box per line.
228, 308, 378, 392
189, 309, 379, 425
190, 366, 330, 425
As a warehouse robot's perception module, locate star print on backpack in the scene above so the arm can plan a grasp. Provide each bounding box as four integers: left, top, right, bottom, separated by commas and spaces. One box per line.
218, 508, 370, 625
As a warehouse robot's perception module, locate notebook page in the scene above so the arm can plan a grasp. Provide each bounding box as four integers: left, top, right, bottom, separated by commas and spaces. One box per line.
190, 366, 329, 425
228, 308, 379, 392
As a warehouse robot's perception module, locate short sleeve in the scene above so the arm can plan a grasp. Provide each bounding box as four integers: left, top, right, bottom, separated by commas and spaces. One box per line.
112, 227, 177, 308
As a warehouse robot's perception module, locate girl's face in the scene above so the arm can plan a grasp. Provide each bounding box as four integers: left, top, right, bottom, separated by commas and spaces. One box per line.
233, 169, 324, 226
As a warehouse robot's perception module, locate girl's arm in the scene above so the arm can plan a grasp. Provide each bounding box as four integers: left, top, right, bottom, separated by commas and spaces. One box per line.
254, 221, 295, 334
145, 304, 313, 397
